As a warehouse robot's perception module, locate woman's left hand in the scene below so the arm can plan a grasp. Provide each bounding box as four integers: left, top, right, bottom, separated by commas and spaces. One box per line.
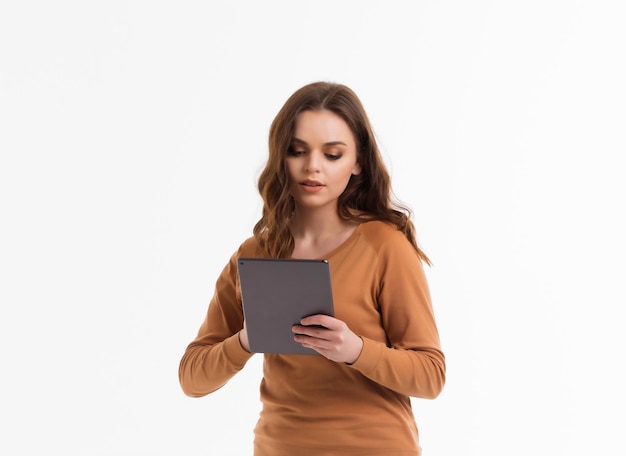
292, 314, 363, 364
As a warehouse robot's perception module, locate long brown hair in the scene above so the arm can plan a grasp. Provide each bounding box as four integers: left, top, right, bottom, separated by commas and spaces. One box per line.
253, 81, 431, 265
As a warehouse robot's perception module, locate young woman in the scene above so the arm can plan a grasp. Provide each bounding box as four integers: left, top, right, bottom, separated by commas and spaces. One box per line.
179, 81, 445, 455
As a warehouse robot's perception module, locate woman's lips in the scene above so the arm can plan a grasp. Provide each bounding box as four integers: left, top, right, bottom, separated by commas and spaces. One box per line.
300, 180, 324, 192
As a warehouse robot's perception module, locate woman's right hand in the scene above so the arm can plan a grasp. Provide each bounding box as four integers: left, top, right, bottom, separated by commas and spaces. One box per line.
238, 320, 251, 352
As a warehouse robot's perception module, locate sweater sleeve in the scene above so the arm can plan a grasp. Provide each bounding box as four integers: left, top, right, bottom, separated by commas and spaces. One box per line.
178, 245, 255, 397
348, 229, 446, 399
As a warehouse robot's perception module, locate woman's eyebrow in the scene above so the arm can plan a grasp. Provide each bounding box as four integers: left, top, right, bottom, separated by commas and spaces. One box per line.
291, 137, 347, 147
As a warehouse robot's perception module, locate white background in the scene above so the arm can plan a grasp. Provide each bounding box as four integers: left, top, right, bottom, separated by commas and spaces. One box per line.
1, 1, 625, 455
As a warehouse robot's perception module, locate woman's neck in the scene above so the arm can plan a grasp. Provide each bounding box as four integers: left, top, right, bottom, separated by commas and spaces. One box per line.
290, 206, 344, 238
289, 207, 359, 259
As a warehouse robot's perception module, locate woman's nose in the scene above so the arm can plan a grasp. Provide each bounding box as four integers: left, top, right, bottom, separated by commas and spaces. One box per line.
304, 151, 321, 172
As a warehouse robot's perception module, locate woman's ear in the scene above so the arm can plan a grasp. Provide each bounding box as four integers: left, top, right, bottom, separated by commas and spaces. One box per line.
352, 162, 362, 176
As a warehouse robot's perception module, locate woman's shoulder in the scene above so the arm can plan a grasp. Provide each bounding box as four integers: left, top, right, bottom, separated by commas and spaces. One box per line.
359, 220, 410, 249
236, 235, 263, 258
358, 220, 423, 268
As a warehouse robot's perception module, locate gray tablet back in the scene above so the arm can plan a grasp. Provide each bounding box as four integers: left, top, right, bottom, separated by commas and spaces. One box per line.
237, 258, 334, 355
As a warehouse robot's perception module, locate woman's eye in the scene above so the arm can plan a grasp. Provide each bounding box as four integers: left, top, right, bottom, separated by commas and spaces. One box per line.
288, 148, 306, 156
325, 153, 341, 161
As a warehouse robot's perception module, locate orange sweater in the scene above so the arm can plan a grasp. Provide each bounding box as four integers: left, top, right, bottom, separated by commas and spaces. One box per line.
179, 221, 445, 455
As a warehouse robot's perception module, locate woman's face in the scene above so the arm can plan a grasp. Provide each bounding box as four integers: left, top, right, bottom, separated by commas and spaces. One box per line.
286, 109, 362, 212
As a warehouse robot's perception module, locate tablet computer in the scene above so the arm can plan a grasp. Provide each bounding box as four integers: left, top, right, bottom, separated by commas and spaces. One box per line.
237, 258, 334, 355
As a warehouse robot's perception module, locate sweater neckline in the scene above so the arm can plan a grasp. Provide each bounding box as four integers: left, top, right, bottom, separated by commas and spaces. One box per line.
312, 222, 365, 261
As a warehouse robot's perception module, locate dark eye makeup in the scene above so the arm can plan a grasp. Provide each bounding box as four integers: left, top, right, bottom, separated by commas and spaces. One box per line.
287, 147, 306, 157
287, 144, 344, 161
